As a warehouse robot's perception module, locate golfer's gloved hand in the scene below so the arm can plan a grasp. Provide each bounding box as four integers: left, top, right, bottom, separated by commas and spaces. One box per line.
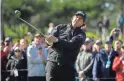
45, 35, 58, 43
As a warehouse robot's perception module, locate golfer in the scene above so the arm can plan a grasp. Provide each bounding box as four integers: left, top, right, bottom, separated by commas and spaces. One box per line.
45, 11, 87, 81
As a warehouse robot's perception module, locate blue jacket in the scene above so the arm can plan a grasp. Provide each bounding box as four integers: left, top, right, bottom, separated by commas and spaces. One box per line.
92, 48, 118, 81
27, 42, 48, 77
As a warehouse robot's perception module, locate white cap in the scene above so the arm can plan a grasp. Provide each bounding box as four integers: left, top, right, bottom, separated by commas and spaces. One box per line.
14, 47, 21, 51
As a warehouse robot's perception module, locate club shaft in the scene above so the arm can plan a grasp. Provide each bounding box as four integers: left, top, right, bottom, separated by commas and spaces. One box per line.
19, 17, 45, 37
18, 17, 53, 46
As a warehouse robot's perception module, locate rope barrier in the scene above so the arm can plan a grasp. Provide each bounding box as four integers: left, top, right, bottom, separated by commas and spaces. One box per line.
2, 69, 124, 80
75, 77, 124, 79
2, 69, 27, 72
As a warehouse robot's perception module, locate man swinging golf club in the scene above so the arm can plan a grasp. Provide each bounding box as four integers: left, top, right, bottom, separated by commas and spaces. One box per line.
45, 11, 86, 81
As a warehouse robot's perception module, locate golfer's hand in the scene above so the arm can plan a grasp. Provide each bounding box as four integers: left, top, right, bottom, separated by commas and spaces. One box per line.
45, 35, 58, 43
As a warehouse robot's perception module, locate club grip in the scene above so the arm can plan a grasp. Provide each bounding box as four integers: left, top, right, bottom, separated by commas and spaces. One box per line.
45, 39, 53, 46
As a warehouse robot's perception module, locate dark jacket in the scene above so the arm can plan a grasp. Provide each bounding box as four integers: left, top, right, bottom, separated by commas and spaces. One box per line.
7, 49, 27, 69
92, 48, 118, 81
47, 24, 86, 66
6, 55, 26, 76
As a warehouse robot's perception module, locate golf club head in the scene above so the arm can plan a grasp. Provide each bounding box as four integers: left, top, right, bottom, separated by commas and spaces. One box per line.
15, 10, 21, 18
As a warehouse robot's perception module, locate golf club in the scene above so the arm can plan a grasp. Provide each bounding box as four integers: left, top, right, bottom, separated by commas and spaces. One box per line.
15, 10, 46, 37
15, 10, 52, 45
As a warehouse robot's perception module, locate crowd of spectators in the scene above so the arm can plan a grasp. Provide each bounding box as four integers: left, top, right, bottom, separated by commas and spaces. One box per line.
0, 27, 124, 81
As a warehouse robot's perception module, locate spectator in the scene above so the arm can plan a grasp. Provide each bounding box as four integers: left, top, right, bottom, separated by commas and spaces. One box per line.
112, 44, 124, 81
3, 37, 13, 60
47, 22, 55, 35
1, 40, 7, 81
20, 39, 28, 57
27, 33, 47, 81
96, 20, 103, 37
109, 28, 121, 42
103, 15, 110, 33
76, 40, 94, 81
12, 40, 20, 50
2, 37, 13, 81
92, 40, 103, 58
8, 39, 28, 59
7, 39, 28, 81
26, 32, 33, 42
20, 38, 28, 81
92, 40, 117, 81
113, 40, 123, 55
6, 47, 26, 81
93, 40, 102, 52
80, 37, 93, 52
102, 15, 110, 40
116, 11, 124, 34
7, 40, 20, 60
1, 40, 6, 70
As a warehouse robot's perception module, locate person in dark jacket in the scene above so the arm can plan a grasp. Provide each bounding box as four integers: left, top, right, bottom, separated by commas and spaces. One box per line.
45, 11, 86, 81
92, 40, 118, 81
92, 40, 103, 58
6, 47, 26, 81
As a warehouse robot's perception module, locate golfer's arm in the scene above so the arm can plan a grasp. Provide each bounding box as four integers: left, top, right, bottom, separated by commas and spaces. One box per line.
55, 34, 86, 50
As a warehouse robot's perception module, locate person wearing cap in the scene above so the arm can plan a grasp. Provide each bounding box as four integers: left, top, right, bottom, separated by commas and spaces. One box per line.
27, 33, 48, 81
45, 11, 86, 81
3, 37, 13, 59
76, 39, 93, 81
92, 40, 102, 52
80, 37, 93, 52
6, 47, 25, 81
2, 37, 13, 80
92, 40, 117, 81
92, 40, 103, 58
112, 44, 124, 81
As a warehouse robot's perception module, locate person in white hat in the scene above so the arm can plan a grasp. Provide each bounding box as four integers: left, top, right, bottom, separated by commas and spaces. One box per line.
6, 47, 25, 81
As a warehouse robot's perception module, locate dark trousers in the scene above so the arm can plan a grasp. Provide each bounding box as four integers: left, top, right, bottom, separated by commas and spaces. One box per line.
1, 72, 9, 81
5, 71, 27, 81
28, 76, 46, 81
20, 71, 27, 81
46, 61, 75, 81
5, 76, 22, 81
